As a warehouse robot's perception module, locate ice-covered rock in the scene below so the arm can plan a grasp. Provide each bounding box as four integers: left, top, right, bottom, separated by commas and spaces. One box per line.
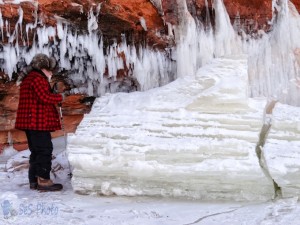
67, 56, 279, 201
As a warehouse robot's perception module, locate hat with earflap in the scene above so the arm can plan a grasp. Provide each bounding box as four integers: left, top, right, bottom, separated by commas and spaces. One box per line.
30, 53, 57, 71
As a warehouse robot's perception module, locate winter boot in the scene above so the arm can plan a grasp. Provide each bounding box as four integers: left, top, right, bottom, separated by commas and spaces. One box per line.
30, 182, 38, 190
29, 165, 37, 190
37, 177, 63, 191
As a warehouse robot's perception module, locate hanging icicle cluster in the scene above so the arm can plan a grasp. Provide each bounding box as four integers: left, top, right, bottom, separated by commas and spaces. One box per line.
0, 3, 174, 96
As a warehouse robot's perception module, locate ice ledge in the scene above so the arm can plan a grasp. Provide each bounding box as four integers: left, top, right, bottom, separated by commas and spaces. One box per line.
67, 56, 300, 201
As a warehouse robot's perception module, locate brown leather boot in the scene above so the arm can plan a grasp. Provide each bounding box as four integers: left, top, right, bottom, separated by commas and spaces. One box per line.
37, 177, 63, 191
30, 182, 38, 190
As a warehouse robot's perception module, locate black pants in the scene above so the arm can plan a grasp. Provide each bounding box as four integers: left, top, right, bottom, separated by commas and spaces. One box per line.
25, 130, 53, 182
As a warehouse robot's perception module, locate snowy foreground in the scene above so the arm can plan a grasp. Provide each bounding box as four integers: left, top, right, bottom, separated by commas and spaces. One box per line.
68, 56, 300, 201
1, 138, 300, 225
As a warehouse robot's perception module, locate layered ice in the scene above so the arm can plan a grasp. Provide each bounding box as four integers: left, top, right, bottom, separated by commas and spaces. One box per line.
68, 56, 300, 201
68, 56, 277, 201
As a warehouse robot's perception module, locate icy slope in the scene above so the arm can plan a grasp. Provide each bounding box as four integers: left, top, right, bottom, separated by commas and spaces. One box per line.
67, 56, 286, 201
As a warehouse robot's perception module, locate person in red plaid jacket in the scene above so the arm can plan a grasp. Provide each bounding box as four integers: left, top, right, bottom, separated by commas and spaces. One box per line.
15, 54, 64, 192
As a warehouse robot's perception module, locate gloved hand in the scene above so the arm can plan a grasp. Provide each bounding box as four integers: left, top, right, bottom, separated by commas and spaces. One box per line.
61, 93, 66, 101
52, 82, 68, 102
52, 82, 59, 94
52, 82, 67, 94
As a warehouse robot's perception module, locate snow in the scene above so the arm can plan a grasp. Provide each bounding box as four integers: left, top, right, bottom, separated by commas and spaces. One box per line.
2, 138, 300, 224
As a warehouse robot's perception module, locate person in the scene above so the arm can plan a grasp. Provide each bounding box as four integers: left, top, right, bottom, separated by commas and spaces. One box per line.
15, 53, 64, 191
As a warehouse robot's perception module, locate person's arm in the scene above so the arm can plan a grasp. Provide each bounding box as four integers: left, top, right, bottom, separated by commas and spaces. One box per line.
32, 76, 63, 104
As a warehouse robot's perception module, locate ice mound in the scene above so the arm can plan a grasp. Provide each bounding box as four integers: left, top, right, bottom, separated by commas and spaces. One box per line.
67, 56, 281, 201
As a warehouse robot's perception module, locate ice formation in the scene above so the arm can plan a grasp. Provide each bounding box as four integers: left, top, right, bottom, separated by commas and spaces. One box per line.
0, 3, 174, 96
247, 0, 300, 106
67, 0, 300, 201
68, 56, 275, 201
0, 0, 300, 200
264, 103, 300, 197
0, 0, 299, 104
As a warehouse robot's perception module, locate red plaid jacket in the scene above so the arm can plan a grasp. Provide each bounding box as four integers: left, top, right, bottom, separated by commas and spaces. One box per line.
15, 70, 63, 131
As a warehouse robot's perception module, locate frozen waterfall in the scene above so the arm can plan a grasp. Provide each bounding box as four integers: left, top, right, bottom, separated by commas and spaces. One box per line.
247, 0, 300, 106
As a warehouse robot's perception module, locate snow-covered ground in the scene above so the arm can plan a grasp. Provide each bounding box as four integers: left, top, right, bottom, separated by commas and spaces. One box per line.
1, 137, 300, 225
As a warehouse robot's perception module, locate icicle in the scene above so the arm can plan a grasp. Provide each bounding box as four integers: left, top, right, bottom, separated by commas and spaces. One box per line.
7, 131, 12, 146
175, 0, 198, 78
3, 45, 17, 79
0, 3, 173, 96
0, 10, 3, 42
204, 0, 212, 29
166, 22, 174, 37
213, 0, 241, 57
139, 17, 147, 31
17, 7, 23, 37
233, 12, 241, 32
88, 4, 101, 34
25, 2, 37, 46
150, 0, 163, 16
247, 0, 300, 106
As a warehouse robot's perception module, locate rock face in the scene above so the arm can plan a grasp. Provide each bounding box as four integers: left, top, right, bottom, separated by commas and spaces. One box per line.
0, 0, 299, 150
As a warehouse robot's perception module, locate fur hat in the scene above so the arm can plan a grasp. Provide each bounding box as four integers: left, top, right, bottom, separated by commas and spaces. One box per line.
30, 53, 57, 71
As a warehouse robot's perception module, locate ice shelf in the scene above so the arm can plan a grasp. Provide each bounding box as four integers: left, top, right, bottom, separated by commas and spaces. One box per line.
67, 56, 297, 201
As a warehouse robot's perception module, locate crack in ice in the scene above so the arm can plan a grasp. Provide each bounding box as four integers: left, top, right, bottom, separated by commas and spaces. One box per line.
255, 100, 282, 199
183, 207, 240, 225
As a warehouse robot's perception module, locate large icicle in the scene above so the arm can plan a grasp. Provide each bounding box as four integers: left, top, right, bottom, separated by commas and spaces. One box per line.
247, 0, 300, 106
213, 0, 242, 57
